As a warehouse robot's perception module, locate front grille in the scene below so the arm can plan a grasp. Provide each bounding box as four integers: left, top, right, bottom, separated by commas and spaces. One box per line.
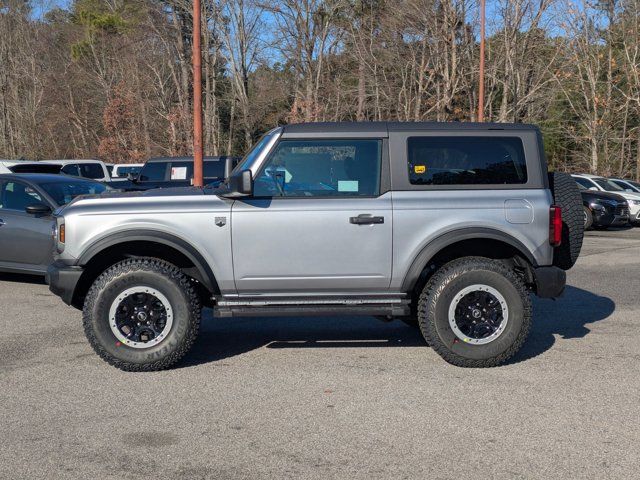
615, 205, 630, 217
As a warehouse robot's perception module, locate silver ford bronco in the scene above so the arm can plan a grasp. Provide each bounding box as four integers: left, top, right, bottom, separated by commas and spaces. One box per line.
47, 122, 583, 371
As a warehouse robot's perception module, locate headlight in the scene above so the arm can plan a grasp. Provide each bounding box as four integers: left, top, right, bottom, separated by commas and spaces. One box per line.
628, 199, 640, 206
590, 203, 606, 211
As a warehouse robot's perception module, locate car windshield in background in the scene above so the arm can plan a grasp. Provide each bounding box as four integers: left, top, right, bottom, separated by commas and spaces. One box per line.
77, 163, 105, 179
40, 181, 108, 206
594, 178, 624, 192
117, 166, 141, 176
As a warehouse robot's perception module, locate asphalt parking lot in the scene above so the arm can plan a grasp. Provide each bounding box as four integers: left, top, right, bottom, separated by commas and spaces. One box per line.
1, 229, 639, 480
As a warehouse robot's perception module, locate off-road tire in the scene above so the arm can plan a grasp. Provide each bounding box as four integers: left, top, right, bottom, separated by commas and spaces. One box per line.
583, 206, 593, 230
548, 172, 584, 270
418, 257, 531, 368
83, 258, 201, 371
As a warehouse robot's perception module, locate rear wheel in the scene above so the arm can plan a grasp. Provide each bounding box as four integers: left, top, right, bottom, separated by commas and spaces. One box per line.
418, 257, 531, 368
83, 258, 201, 371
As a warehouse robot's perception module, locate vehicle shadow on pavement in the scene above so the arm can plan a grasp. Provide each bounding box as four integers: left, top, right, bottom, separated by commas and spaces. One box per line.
181, 285, 615, 368
508, 285, 615, 364
0, 273, 46, 285
179, 315, 426, 368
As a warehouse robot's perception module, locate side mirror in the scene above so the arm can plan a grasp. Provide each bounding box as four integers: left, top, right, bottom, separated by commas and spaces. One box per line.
626, 188, 634, 193
223, 169, 253, 197
589, 186, 598, 191
127, 172, 138, 181
25, 203, 52, 216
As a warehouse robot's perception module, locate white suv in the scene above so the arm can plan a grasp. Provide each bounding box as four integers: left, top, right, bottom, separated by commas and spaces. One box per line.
572, 174, 640, 224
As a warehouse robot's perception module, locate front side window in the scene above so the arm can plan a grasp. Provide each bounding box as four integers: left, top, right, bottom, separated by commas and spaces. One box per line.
253, 139, 382, 197
61, 164, 80, 177
408, 136, 527, 186
0, 182, 44, 211
138, 162, 168, 182
593, 178, 623, 192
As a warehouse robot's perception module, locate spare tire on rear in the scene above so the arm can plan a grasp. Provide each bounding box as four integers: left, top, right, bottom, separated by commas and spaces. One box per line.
548, 172, 584, 270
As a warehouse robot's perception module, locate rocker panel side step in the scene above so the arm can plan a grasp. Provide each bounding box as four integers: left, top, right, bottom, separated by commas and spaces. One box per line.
213, 295, 410, 318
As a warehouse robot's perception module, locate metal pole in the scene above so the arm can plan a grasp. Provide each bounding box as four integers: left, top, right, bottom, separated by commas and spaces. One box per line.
192, 0, 204, 187
478, 0, 486, 123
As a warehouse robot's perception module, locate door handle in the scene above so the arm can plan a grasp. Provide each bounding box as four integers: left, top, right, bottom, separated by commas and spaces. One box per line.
349, 214, 384, 225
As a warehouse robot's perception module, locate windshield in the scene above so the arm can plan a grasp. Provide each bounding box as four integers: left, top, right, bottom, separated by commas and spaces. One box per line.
115, 166, 142, 177
40, 180, 109, 206
232, 130, 279, 175
78, 163, 106, 179
594, 178, 624, 192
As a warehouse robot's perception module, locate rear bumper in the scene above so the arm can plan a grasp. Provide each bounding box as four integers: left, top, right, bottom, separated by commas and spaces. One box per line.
533, 266, 566, 298
46, 261, 83, 306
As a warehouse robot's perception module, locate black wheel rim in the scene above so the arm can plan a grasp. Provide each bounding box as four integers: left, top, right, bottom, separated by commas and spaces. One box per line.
448, 284, 509, 345
109, 287, 173, 348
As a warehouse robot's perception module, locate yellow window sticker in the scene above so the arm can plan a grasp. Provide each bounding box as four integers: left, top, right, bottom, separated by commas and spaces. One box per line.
414, 165, 426, 174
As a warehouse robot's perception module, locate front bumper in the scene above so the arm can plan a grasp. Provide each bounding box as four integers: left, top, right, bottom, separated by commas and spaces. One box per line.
592, 207, 629, 227
46, 261, 83, 306
533, 266, 566, 298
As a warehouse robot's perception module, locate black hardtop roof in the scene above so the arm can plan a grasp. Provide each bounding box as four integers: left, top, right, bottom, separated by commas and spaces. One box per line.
282, 121, 539, 135
147, 155, 236, 163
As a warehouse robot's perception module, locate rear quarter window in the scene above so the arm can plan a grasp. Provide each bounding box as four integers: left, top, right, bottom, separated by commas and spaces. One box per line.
408, 136, 527, 185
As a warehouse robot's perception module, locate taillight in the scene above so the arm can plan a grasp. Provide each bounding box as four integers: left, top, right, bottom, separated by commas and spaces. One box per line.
549, 206, 562, 246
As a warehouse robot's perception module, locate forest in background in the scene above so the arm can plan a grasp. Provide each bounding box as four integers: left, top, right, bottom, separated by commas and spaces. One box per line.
1, 0, 640, 179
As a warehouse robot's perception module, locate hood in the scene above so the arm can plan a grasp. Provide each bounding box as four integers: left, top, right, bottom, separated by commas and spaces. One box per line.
615, 191, 640, 201
58, 186, 231, 216
581, 190, 627, 203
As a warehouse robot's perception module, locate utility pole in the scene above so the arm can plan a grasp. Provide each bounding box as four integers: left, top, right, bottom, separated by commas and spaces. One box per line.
478, 0, 486, 122
192, 0, 204, 187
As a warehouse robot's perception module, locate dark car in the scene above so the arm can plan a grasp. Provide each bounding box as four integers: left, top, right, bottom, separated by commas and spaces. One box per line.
109, 156, 239, 191
0, 174, 109, 275
578, 183, 629, 230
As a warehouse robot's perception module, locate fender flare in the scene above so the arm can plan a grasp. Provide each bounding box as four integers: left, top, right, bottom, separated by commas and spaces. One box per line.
401, 227, 538, 292
78, 229, 219, 294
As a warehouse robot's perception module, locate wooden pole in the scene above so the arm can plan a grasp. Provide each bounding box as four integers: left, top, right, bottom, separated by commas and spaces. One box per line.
192, 0, 204, 187
478, 0, 486, 122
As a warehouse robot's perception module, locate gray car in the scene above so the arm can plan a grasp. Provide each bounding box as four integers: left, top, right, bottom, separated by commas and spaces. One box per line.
47, 122, 584, 370
0, 174, 108, 275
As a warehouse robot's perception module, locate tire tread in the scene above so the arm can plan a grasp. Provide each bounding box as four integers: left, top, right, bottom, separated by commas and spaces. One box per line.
418, 256, 532, 368
82, 257, 201, 372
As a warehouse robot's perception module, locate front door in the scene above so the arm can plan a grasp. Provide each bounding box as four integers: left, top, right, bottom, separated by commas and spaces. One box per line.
231, 138, 392, 294
0, 180, 54, 273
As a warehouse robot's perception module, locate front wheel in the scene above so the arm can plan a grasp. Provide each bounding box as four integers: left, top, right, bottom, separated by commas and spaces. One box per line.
583, 206, 593, 230
83, 258, 201, 371
418, 257, 531, 368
